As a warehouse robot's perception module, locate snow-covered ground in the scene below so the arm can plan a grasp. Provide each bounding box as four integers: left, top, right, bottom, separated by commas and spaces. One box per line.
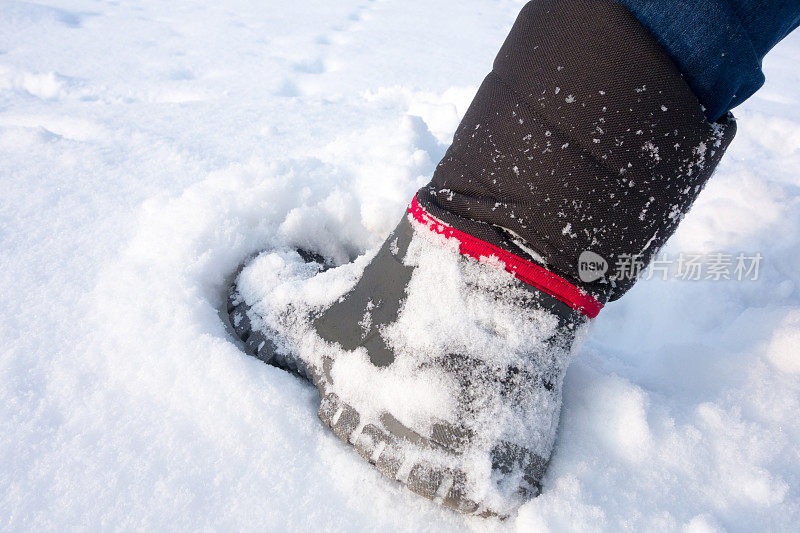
1, 0, 799, 530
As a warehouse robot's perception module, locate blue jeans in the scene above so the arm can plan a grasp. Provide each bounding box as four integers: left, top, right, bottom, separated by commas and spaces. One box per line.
616, 0, 800, 122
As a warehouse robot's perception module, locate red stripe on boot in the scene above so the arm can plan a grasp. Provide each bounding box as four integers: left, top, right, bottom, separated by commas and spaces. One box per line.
408, 194, 603, 319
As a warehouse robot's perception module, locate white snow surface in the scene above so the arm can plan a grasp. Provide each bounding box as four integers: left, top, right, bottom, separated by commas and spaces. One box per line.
1, 0, 799, 530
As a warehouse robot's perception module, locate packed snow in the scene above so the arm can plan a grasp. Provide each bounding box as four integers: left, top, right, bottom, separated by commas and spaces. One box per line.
1, 0, 799, 530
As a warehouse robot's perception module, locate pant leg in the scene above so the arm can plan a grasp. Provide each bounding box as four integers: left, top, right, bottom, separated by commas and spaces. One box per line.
615, 0, 800, 121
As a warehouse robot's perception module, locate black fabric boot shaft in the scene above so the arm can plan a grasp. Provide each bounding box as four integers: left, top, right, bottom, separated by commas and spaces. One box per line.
418, 0, 737, 302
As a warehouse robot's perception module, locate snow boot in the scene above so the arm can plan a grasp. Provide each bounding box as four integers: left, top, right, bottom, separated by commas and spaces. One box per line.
226, 0, 736, 517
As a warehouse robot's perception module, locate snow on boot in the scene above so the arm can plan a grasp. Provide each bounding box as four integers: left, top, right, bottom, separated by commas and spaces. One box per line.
225, 0, 736, 517
228, 207, 592, 516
